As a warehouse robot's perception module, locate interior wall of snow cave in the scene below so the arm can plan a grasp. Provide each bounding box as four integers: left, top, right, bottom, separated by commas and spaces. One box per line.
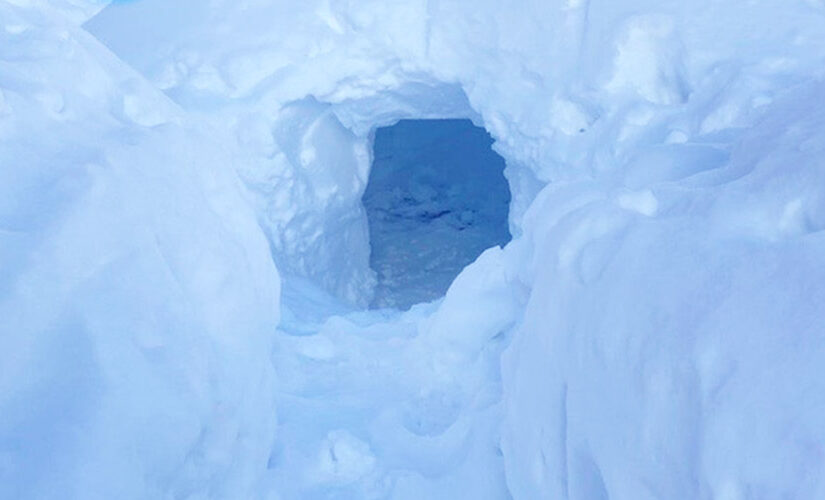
363, 119, 512, 310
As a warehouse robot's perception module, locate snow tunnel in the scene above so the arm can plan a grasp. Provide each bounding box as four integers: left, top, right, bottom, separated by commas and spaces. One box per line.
363, 119, 512, 309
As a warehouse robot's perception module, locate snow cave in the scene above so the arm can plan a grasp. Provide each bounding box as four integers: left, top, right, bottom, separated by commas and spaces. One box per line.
363, 119, 512, 309
6, 1, 825, 499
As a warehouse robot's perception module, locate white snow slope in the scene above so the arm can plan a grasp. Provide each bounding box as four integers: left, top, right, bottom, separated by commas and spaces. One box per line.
2, 0, 825, 498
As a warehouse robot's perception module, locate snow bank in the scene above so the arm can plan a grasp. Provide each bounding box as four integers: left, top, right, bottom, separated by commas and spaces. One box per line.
0, 3, 280, 498
503, 80, 825, 499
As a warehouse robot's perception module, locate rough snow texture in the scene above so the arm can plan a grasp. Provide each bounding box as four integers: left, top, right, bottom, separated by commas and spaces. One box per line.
3, 0, 825, 498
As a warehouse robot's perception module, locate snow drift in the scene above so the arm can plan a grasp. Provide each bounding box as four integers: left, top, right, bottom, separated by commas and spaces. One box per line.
0, 3, 280, 498
2, 0, 825, 498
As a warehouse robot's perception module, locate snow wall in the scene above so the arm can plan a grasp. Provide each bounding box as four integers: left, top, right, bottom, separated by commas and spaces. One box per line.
3, 0, 825, 498
1, 3, 281, 498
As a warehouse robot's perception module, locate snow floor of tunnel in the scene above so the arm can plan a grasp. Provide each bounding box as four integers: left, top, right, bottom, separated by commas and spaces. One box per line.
364, 119, 511, 310
270, 275, 511, 498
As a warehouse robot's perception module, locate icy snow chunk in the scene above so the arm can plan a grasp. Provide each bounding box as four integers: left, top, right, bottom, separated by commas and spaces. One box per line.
423, 246, 521, 355
317, 430, 376, 484
778, 198, 809, 236
665, 129, 689, 144
548, 97, 594, 135
700, 101, 743, 134
617, 189, 658, 217
606, 15, 689, 105
293, 334, 337, 360
401, 389, 462, 437
122, 93, 170, 127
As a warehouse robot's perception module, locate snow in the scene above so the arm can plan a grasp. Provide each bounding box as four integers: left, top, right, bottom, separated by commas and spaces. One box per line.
2, 0, 825, 498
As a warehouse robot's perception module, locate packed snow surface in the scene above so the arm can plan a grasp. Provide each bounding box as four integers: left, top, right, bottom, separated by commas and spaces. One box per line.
364, 119, 510, 309
3, 0, 825, 498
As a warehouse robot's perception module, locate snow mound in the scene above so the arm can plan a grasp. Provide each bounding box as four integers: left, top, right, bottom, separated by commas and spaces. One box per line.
503, 81, 825, 498
1, 3, 279, 498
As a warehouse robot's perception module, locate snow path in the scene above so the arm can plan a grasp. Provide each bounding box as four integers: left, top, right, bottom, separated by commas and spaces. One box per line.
268, 276, 512, 498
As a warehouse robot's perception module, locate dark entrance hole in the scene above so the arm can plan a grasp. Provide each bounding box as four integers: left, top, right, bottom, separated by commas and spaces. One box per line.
363, 119, 512, 310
